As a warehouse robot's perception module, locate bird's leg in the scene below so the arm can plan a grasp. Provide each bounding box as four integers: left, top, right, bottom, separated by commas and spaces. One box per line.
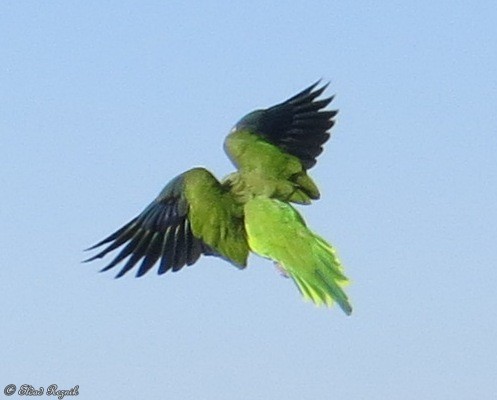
274, 261, 290, 278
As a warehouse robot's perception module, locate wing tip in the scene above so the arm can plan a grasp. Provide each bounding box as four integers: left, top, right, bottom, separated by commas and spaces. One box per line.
288, 79, 332, 104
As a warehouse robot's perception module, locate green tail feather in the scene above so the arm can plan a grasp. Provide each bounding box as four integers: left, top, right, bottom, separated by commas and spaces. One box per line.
287, 236, 352, 315
244, 196, 351, 315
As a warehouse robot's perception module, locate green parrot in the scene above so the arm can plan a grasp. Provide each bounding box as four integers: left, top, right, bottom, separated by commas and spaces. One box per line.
85, 82, 352, 315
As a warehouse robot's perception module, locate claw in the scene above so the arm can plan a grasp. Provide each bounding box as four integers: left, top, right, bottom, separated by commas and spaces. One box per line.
274, 261, 290, 278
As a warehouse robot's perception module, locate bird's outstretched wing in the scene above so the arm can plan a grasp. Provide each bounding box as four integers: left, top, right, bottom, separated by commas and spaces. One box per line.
223, 82, 337, 204
85, 168, 249, 278
227, 81, 337, 170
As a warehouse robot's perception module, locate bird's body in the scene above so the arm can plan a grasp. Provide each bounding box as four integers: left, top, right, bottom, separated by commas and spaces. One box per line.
223, 130, 320, 204
86, 82, 352, 314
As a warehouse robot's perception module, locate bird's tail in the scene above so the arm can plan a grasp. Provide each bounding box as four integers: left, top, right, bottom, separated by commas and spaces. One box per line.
244, 196, 351, 315
285, 234, 352, 315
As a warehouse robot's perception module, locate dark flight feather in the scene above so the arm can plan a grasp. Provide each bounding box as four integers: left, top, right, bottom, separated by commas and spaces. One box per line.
84, 174, 206, 277
233, 81, 338, 169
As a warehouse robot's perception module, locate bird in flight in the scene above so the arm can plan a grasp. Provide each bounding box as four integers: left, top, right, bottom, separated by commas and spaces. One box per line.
85, 81, 352, 315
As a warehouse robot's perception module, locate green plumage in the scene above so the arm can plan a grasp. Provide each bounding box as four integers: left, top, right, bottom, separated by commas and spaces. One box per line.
244, 197, 351, 315
183, 168, 248, 268
224, 130, 320, 204
85, 81, 352, 314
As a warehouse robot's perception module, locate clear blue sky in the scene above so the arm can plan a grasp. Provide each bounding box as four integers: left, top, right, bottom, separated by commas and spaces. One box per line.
1, 1, 496, 399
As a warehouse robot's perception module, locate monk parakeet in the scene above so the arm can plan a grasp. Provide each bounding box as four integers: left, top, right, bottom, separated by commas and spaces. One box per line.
85, 82, 352, 315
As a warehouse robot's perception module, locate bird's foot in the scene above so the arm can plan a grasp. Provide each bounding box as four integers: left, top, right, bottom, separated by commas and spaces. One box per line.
274, 262, 290, 278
